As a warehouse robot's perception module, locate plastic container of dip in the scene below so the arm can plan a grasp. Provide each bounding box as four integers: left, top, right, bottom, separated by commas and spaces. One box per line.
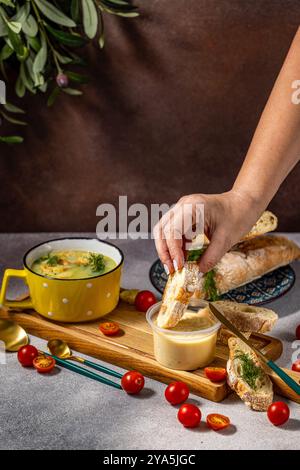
146, 301, 220, 371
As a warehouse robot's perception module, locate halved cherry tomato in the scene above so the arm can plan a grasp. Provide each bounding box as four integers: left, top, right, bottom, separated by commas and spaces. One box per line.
134, 290, 157, 312
206, 413, 230, 431
121, 371, 145, 394
296, 325, 300, 340
165, 382, 189, 405
292, 360, 300, 373
204, 367, 227, 382
99, 321, 120, 336
267, 401, 290, 426
17, 345, 39, 367
177, 404, 201, 428
33, 355, 56, 374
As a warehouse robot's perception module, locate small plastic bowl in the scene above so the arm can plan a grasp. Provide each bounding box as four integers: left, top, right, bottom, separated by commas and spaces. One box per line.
146, 301, 220, 371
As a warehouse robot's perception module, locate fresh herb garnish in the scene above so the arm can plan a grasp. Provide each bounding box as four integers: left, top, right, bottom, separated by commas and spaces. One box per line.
187, 248, 206, 262
203, 270, 219, 301
88, 253, 105, 273
46, 254, 60, 266
235, 351, 262, 390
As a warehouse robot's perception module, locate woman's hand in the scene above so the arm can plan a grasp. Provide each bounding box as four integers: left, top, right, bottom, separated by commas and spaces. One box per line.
153, 190, 263, 275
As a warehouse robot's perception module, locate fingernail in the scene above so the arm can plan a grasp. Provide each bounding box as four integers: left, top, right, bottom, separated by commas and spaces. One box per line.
173, 259, 178, 271
164, 264, 170, 275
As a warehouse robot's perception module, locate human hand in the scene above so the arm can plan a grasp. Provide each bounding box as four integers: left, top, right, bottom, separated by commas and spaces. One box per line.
153, 190, 263, 274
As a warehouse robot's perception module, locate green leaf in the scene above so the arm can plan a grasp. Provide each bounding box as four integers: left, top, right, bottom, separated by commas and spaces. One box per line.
62, 87, 83, 96
82, 0, 98, 39
66, 71, 88, 84
3, 102, 25, 114
54, 51, 73, 64
0, 13, 7, 36
34, 0, 76, 28
99, 4, 139, 17
27, 35, 40, 53
45, 23, 86, 47
6, 20, 22, 34
71, 0, 80, 22
22, 14, 38, 37
100, 0, 138, 12
12, 3, 30, 25
98, 10, 104, 48
47, 86, 60, 106
0, 43, 13, 60
0, 110, 27, 126
39, 81, 48, 92
0, 0, 15, 7
15, 74, 26, 98
33, 34, 47, 74
20, 62, 34, 92
0, 135, 23, 144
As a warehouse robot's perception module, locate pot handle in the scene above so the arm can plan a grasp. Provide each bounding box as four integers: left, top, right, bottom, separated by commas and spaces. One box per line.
0, 269, 33, 309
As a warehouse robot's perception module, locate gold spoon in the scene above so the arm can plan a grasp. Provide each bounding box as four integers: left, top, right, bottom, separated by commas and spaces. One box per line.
0, 319, 29, 351
47, 339, 122, 379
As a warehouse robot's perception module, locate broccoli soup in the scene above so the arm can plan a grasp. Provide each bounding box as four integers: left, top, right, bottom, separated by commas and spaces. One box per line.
31, 250, 116, 279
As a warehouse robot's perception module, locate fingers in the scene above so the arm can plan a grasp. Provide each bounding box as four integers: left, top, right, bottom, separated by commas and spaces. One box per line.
153, 223, 174, 274
198, 228, 232, 273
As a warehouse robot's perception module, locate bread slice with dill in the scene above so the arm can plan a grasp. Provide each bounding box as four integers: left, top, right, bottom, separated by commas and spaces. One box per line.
227, 337, 273, 411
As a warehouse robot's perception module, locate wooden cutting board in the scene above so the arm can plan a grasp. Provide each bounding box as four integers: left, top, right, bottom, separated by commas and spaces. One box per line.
1, 301, 284, 402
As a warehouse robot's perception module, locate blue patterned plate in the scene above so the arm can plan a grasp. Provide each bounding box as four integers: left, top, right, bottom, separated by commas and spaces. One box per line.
149, 260, 296, 305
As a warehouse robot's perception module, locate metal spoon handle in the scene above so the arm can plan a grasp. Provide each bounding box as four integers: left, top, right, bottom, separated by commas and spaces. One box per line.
80, 358, 123, 379
43, 352, 122, 390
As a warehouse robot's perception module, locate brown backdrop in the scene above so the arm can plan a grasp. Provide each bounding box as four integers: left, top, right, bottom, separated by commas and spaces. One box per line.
1, 0, 300, 232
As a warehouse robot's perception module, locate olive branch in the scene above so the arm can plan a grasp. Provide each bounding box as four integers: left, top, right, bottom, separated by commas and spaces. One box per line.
0, 0, 139, 144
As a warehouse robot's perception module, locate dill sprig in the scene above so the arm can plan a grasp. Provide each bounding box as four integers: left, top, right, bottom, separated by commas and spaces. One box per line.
203, 270, 219, 301
46, 254, 60, 266
187, 248, 206, 262
88, 253, 105, 273
235, 351, 262, 390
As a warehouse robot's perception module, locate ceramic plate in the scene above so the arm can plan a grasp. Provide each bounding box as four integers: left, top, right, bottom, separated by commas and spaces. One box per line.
149, 260, 295, 305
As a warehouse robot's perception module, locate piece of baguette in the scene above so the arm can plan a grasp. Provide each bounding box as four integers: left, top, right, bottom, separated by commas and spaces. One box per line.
194, 235, 300, 299
197, 211, 277, 247
156, 262, 203, 328
227, 337, 273, 411
214, 300, 278, 344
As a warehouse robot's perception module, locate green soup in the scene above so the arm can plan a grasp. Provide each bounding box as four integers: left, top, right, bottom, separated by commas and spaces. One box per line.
31, 250, 116, 279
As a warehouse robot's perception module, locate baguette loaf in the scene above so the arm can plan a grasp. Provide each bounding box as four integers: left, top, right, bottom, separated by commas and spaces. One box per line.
194, 235, 300, 299
227, 337, 273, 411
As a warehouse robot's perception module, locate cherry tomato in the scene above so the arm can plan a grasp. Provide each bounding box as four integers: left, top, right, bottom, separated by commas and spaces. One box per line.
206, 413, 230, 431
292, 360, 300, 373
17, 345, 39, 367
204, 367, 227, 382
33, 355, 56, 374
121, 371, 145, 394
134, 290, 157, 312
99, 321, 120, 336
177, 404, 201, 428
165, 382, 190, 405
296, 325, 300, 340
267, 401, 290, 426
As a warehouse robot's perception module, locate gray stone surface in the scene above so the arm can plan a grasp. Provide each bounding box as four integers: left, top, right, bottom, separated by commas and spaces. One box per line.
0, 233, 300, 450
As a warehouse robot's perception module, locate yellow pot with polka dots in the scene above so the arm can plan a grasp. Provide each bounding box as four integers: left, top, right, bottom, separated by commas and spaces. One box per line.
0, 238, 124, 322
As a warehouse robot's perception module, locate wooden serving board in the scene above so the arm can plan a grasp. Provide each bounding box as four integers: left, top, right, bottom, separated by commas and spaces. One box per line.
1, 301, 284, 402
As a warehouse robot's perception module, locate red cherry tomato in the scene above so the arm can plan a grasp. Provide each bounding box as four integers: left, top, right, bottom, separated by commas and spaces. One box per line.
292, 360, 300, 373
204, 367, 227, 382
177, 404, 201, 428
296, 325, 300, 340
165, 382, 190, 405
33, 355, 56, 374
267, 401, 290, 426
99, 321, 120, 336
134, 290, 157, 312
121, 371, 145, 394
206, 413, 230, 431
17, 345, 39, 367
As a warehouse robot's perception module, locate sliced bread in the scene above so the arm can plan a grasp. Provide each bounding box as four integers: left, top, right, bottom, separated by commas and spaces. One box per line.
227, 337, 273, 411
